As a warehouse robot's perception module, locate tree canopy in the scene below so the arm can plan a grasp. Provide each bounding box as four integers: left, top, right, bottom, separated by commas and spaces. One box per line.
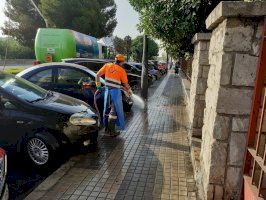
2, 0, 45, 47
40, 0, 117, 38
113, 36, 126, 54
0, 37, 35, 59
128, 0, 227, 58
2, 0, 117, 48
131, 36, 159, 62
113, 35, 132, 56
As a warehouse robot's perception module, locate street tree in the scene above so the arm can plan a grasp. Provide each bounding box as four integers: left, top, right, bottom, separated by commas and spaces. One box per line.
40, 0, 117, 38
1, 0, 45, 47
0, 37, 35, 59
113, 36, 126, 54
124, 36, 132, 61
2, 0, 117, 48
131, 35, 159, 62
128, 0, 231, 58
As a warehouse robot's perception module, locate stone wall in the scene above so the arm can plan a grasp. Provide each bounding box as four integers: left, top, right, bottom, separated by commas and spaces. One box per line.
200, 1, 265, 199
189, 33, 211, 139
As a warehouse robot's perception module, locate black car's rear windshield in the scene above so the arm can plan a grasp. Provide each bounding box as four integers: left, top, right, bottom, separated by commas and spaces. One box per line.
0, 73, 48, 102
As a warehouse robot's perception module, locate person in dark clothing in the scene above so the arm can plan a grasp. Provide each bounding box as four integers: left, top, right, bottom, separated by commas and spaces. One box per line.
174, 61, 180, 76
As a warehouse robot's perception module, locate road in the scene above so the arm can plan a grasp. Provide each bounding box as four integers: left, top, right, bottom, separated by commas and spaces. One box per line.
7, 147, 73, 200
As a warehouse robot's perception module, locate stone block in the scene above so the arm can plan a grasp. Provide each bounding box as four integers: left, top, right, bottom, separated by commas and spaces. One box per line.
191, 115, 198, 127
255, 22, 263, 39
209, 141, 228, 184
225, 167, 242, 199
202, 65, 210, 79
192, 33, 212, 44
224, 22, 253, 52
232, 54, 258, 87
195, 102, 204, 117
206, 42, 210, 50
197, 117, 204, 128
251, 22, 263, 56
199, 95, 205, 101
212, 140, 228, 164
196, 79, 207, 95
199, 42, 207, 51
206, 1, 266, 30
232, 117, 250, 132
220, 53, 233, 85
199, 51, 210, 65
209, 23, 226, 54
206, 184, 214, 200
192, 128, 202, 137
209, 164, 226, 185
229, 132, 246, 166
217, 87, 253, 115
213, 115, 230, 141
214, 185, 224, 199
194, 44, 199, 54
252, 39, 261, 57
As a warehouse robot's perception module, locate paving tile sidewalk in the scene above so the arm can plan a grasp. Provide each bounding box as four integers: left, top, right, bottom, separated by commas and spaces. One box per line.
26, 72, 197, 200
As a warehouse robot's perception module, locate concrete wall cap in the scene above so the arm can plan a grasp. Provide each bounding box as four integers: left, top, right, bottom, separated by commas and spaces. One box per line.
206, 1, 266, 30
192, 33, 212, 44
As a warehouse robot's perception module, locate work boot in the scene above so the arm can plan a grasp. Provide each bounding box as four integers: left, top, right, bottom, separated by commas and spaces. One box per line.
108, 118, 120, 137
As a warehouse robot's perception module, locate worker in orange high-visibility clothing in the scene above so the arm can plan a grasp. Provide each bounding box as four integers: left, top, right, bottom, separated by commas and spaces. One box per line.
96, 54, 132, 136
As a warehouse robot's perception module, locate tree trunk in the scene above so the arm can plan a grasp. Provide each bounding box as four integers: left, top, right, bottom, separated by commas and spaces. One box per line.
166, 53, 169, 70
141, 34, 149, 100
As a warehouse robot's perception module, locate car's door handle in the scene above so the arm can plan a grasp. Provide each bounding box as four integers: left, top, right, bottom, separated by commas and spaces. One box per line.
17, 121, 24, 124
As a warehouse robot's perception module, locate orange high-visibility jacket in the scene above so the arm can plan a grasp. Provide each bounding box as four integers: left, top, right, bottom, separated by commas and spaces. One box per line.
97, 63, 128, 88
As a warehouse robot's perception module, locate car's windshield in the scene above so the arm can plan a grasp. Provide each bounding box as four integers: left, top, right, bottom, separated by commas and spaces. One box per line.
0, 73, 48, 102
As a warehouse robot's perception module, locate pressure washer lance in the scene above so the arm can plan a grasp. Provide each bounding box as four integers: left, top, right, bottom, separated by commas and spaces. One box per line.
93, 86, 145, 129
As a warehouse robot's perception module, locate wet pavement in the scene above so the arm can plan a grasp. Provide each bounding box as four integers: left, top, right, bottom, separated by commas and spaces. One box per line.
26, 72, 197, 200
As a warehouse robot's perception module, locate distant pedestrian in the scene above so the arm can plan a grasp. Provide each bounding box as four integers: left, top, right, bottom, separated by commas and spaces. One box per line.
174, 61, 180, 76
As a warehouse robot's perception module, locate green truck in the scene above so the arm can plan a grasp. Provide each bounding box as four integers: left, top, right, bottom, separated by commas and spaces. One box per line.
35, 28, 106, 63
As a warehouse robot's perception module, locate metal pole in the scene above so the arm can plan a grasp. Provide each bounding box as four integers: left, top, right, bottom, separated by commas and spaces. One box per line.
141, 34, 148, 100
29, 0, 48, 28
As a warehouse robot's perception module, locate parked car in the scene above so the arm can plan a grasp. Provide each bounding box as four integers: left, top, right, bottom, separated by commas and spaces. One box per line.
148, 63, 162, 80
62, 58, 112, 73
0, 72, 98, 167
128, 62, 157, 82
0, 148, 8, 200
121, 63, 142, 89
16, 62, 133, 112
63, 58, 142, 90
149, 60, 167, 75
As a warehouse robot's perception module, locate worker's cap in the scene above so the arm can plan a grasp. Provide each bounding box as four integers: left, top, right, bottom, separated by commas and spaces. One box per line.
115, 54, 125, 62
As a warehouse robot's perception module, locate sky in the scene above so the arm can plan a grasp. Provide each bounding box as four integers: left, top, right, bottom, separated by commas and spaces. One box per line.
0, 0, 140, 38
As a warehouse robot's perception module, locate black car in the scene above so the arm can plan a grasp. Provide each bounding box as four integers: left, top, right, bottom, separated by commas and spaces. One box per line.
17, 63, 133, 112
0, 72, 98, 166
128, 62, 156, 83
0, 148, 8, 200
62, 58, 113, 73
62, 58, 142, 90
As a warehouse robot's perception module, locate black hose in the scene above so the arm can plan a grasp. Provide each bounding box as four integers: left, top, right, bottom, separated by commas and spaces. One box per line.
94, 89, 101, 125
